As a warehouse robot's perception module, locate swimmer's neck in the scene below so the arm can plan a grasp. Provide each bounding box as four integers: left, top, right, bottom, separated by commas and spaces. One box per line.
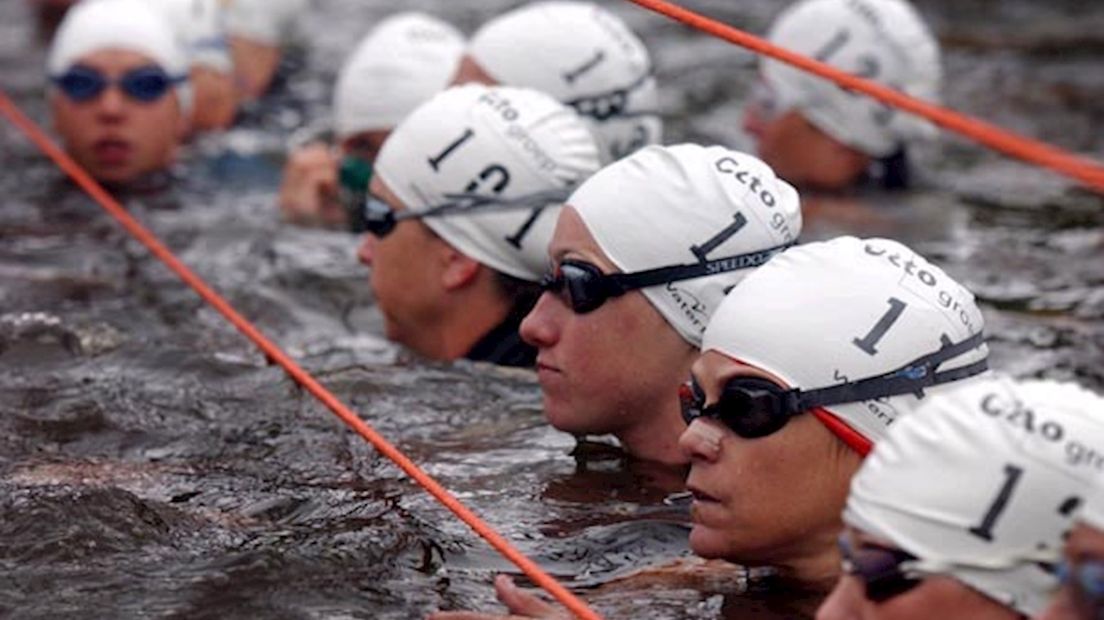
616, 405, 690, 468
411, 270, 517, 362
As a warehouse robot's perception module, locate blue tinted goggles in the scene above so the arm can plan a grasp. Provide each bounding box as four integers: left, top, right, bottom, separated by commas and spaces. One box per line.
52, 65, 185, 103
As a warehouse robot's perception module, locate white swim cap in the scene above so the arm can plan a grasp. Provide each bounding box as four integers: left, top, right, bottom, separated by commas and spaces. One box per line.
223, 0, 307, 46
468, 1, 662, 163
333, 12, 465, 140
703, 236, 986, 443
570, 144, 801, 347
762, 0, 942, 157
148, 0, 233, 73
846, 375, 1104, 616
374, 84, 601, 282
47, 0, 191, 111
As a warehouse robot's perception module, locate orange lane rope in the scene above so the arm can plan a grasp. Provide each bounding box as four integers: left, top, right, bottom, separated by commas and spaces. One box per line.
625, 0, 1104, 194
0, 92, 602, 620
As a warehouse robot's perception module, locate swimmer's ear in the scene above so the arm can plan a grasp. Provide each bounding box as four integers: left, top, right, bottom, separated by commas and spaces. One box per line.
439, 246, 482, 291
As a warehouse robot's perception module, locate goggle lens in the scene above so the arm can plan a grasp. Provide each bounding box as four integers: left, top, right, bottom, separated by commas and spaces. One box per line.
679, 376, 790, 439
838, 534, 923, 603
56, 67, 105, 101
340, 157, 374, 233
54, 66, 177, 103
539, 260, 609, 314
360, 196, 398, 237
120, 68, 174, 102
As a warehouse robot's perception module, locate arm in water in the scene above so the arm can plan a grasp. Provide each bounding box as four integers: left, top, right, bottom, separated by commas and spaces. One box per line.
429, 575, 570, 620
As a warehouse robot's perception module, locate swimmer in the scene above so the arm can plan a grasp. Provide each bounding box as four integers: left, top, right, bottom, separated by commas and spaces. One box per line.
434, 236, 989, 617
744, 0, 941, 191
222, 0, 307, 100
279, 13, 464, 229
149, 0, 237, 131
46, 0, 191, 185
521, 144, 801, 466
819, 377, 1104, 619
457, 1, 662, 163
357, 84, 601, 367
679, 236, 986, 590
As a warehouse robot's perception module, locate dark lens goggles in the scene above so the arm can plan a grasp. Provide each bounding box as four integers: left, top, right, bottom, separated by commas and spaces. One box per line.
52, 65, 185, 103
565, 70, 656, 121
838, 533, 924, 603
540, 243, 794, 315
1058, 558, 1104, 620
339, 156, 373, 233
679, 330, 988, 439
356, 189, 571, 238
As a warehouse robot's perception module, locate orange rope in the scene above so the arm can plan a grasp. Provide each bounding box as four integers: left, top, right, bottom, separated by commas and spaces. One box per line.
625, 0, 1104, 194
0, 91, 602, 620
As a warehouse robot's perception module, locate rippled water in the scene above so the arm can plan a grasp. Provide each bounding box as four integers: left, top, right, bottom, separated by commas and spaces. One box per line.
1, 0, 1102, 618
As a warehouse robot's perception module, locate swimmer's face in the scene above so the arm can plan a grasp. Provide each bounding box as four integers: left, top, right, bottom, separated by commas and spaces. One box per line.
678, 350, 861, 574
1037, 522, 1104, 620
817, 527, 1021, 620
449, 54, 498, 86
357, 176, 450, 353
49, 48, 185, 185
743, 98, 868, 192
520, 207, 695, 451
340, 129, 391, 163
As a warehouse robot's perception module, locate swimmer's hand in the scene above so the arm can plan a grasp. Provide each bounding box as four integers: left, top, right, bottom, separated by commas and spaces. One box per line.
278, 143, 346, 228
428, 575, 572, 620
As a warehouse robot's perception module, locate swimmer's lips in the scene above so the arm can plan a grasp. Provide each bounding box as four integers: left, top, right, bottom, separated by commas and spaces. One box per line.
534, 358, 561, 376
687, 484, 720, 504
92, 138, 133, 167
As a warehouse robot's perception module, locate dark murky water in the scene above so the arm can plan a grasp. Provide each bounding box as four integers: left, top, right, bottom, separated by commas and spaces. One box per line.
1, 0, 1102, 618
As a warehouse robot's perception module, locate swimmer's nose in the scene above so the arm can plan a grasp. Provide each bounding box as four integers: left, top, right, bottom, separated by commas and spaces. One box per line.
357, 234, 374, 266
678, 418, 725, 462
742, 105, 765, 142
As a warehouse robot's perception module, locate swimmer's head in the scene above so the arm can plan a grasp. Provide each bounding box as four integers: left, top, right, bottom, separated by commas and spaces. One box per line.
333, 12, 465, 144
359, 84, 600, 361
745, 0, 941, 190
834, 376, 1104, 617
462, 1, 662, 163
371, 84, 601, 282
564, 144, 802, 347
147, 0, 233, 74
46, 0, 190, 184
701, 236, 986, 447
518, 144, 800, 463
675, 236, 985, 567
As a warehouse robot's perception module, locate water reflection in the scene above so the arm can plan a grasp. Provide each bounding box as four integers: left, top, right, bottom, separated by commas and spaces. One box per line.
1, 0, 1102, 618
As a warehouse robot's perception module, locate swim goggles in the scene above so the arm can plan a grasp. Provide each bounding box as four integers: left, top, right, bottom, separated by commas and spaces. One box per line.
838, 532, 925, 603
51, 65, 186, 103
339, 156, 373, 233
679, 331, 988, 439
539, 242, 793, 315
564, 71, 656, 122
356, 189, 571, 238
1057, 557, 1104, 620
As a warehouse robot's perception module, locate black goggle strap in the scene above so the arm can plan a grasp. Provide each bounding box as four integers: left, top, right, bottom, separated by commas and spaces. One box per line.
789, 331, 989, 412
596, 241, 797, 299
366, 189, 572, 231
399, 189, 571, 222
